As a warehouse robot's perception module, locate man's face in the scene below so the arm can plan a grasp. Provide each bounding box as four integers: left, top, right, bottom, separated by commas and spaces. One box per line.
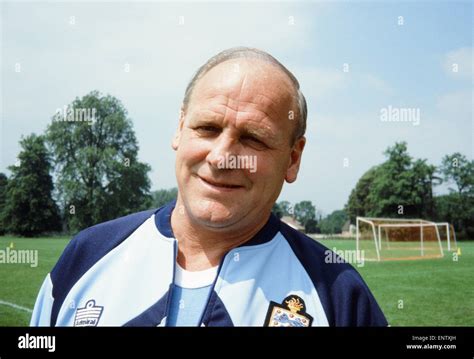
172, 59, 305, 229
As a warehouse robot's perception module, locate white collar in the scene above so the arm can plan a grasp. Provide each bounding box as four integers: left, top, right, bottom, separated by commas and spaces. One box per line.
174, 263, 218, 289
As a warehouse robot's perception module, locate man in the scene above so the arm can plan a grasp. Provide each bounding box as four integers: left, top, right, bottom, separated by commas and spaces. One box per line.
31, 47, 387, 327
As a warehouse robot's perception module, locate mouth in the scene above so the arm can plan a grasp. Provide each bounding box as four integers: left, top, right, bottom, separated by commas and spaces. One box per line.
198, 175, 244, 191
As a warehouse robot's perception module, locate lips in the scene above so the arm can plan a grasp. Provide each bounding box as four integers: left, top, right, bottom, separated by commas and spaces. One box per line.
198, 175, 244, 189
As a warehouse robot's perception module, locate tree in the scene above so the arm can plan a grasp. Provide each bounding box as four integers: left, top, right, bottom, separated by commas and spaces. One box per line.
152, 188, 178, 208
367, 142, 414, 217
319, 210, 348, 234
294, 200, 316, 232
46, 91, 152, 232
440, 153, 474, 194
0, 173, 8, 235
436, 153, 474, 239
271, 200, 292, 219
345, 165, 380, 223
409, 159, 439, 218
346, 142, 442, 221
1, 135, 61, 236
434, 193, 474, 239
304, 218, 319, 234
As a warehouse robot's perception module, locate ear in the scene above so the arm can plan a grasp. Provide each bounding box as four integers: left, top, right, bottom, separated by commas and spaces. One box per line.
285, 136, 306, 183
172, 106, 186, 151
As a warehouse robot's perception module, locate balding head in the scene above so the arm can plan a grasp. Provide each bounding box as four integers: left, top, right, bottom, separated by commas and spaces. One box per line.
182, 47, 307, 146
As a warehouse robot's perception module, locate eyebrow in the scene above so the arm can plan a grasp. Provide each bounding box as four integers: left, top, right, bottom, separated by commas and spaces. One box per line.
242, 125, 276, 140
190, 112, 277, 141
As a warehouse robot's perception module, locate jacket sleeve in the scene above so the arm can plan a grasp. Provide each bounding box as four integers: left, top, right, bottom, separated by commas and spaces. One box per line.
30, 274, 55, 326
332, 269, 388, 326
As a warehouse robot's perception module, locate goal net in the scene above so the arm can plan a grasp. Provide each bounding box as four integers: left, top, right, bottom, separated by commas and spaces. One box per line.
356, 217, 445, 261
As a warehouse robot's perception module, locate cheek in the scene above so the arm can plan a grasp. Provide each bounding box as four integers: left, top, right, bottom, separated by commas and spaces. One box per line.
250, 152, 289, 185
177, 135, 209, 167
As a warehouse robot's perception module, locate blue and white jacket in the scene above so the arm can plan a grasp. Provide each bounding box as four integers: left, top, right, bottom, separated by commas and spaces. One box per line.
30, 201, 388, 327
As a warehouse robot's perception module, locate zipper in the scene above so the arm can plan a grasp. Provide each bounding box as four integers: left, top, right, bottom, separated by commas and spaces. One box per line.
196, 250, 230, 326
163, 238, 178, 326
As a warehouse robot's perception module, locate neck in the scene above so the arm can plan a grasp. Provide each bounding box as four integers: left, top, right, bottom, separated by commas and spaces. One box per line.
170, 198, 270, 271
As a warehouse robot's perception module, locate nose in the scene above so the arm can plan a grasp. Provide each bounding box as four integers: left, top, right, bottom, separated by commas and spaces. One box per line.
206, 131, 239, 170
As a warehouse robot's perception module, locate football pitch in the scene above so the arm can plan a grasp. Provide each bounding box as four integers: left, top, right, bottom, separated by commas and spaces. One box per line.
0, 236, 473, 326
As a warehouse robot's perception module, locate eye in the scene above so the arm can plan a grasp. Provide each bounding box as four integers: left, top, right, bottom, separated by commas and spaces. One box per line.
196, 126, 220, 134
241, 135, 260, 143
241, 135, 267, 149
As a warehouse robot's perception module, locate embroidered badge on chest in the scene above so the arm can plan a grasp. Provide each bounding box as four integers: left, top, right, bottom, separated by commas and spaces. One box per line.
74, 299, 104, 327
264, 295, 313, 327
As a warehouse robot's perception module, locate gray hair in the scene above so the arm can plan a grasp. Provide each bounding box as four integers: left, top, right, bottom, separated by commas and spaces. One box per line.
182, 47, 307, 145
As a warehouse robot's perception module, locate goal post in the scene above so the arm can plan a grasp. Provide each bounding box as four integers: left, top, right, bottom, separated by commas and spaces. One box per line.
356, 217, 446, 261
434, 222, 458, 251
356, 217, 380, 261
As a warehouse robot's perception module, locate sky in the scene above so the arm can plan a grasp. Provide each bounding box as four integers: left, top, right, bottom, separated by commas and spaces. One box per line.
1, 1, 472, 215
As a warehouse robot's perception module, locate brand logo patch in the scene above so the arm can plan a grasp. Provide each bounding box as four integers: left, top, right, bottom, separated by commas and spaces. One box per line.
264, 295, 313, 327
74, 299, 104, 327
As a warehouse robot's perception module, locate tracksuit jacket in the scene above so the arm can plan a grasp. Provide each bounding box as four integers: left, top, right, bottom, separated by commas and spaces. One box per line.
30, 201, 388, 327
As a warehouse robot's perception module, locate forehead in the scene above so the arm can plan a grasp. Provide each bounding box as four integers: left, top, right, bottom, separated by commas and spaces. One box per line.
188, 58, 297, 120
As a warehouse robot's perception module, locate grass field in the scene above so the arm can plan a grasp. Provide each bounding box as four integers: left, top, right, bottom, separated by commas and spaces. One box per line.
0, 236, 473, 326
0, 236, 70, 326
317, 238, 474, 326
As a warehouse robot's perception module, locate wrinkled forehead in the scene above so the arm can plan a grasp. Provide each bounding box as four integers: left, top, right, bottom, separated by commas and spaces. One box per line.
188, 59, 298, 120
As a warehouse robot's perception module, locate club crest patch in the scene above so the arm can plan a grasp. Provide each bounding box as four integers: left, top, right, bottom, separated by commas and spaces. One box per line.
74, 299, 104, 327
264, 295, 313, 327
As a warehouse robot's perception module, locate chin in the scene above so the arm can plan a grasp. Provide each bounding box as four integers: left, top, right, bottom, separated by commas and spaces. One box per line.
186, 197, 244, 228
